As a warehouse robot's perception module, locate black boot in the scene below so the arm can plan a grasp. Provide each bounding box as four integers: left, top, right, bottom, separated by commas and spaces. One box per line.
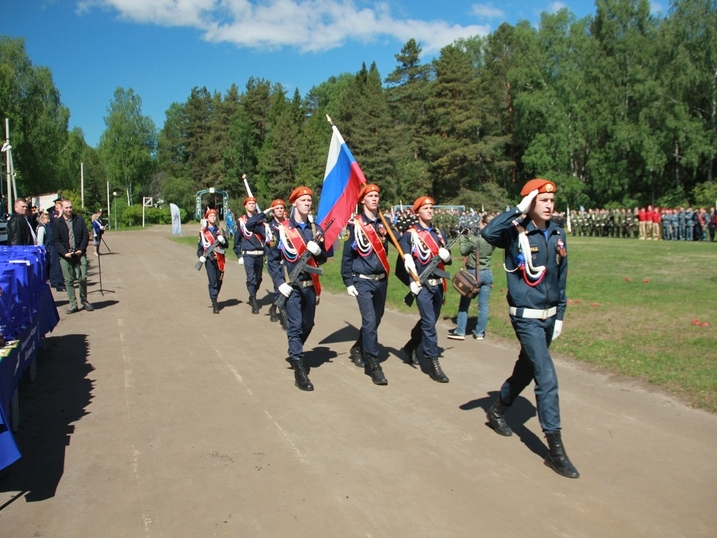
365, 355, 387, 385
292, 359, 314, 391
250, 295, 259, 314
278, 308, 287, 330
269, 304, 279, 322
349, 338, 364, 367
486, 399, 513, 436
211, 298, 219, 314
428, 357, 449, 383
402, 339, 420, 366
544, 432, 580, 478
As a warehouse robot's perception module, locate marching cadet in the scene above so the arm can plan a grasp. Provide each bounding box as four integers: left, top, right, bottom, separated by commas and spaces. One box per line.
341, 184, 390, 385
234, 196, 272, 314
399, 196, 452, 383
266, 199, 287, 324
267, 187, 329, 392
197, 209, 227, 314
481, 178, 579, 479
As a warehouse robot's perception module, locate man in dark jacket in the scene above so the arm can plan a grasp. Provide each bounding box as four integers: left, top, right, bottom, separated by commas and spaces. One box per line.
52, 199, 94, 314
8, 197, 35, 245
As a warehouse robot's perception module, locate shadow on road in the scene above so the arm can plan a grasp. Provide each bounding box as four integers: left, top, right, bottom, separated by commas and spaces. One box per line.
0, 334, 93, 506
460, 392, 547, 459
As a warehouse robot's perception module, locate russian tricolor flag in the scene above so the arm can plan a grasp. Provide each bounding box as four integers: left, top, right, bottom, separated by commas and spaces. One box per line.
317, 123, 367, 248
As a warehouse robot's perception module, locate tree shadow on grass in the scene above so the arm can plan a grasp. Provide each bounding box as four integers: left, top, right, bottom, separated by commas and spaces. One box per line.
0, 334, 93, 506
460, 391, 547, 459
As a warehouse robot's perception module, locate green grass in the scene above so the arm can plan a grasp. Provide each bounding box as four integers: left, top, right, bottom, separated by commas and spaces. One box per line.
175, 234, 717, 412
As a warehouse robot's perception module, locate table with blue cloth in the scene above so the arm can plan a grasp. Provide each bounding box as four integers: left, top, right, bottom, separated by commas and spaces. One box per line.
0, 246, 60, 471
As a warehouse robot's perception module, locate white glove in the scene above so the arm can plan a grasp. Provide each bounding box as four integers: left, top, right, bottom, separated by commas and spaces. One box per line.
438, 247, 451, 262
517, 189, 539, 213
403, 254, 417, 275
217, 235, 226, 245
238, 257, 244, 265
306, 240, 321, 256
279, 283, 293, 297
346, 285, 359, 297
263, 207, 274, 218
409, 281, 422, 295
552, 319, 563, 340
199, 256, 206, 263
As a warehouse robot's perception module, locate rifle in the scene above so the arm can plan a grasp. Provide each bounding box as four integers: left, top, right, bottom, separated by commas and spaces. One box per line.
274, 218, 335, 309
404, 228, 468, 307
194, 228, 228, 270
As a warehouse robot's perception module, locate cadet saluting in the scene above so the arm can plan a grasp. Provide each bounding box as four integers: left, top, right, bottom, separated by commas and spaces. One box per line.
341, 184, 390, 386
481, 178, 579, 479
267, 187, 329, 392
234, 196, 271, 314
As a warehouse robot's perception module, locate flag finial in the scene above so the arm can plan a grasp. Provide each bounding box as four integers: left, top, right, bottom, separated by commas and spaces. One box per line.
326, 114, 334, 126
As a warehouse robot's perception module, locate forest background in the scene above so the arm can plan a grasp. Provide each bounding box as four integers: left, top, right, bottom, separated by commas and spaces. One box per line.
1, 0, 717, 221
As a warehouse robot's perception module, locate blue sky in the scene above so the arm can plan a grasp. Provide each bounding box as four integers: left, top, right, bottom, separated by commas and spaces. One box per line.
2, 1, 661, 148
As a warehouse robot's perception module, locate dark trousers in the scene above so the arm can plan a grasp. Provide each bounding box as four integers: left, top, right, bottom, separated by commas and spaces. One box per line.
284, 284, 316, 361
205, 260, 223, 300
500, 315, 561, 433
352, 277, 387, 357
48, 243, 64, 288
243, 254, 264, 296
410, 282, 443, 358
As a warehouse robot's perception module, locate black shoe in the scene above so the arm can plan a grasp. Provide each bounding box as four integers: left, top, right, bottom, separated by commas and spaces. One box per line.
250, 296, 259, 314
81, 300, 94, 312
366, 355, 388, 385
349, 345, 364, 367
293, 360, 314, 391
402, 339, 419, 366
428, 358, 449, 383
544, 432, 580, 478
269, 305, 279, 322
486, 399, 513, 436
447, 329, 465, 341
211, 298, 219, 314
66, 305, 79, 315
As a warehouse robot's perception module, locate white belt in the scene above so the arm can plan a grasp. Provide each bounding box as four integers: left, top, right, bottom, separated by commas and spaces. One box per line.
509, 306, 557, 320
243, 250, 264, 256
358, 273, 386, 281
425, 278, 442, 287
297, 279, 314, 288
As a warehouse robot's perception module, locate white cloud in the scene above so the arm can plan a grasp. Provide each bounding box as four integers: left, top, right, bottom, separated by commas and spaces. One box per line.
548, 1, 568, 14
470, 3, 504, 19
77, 0, 490, 53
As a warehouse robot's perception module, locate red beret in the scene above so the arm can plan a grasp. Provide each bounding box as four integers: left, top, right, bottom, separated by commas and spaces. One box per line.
413, 196, 434, 213
204, 208, 218, 218
289, 186, 313, 203
243, 196, 257, 206
358, 183, 380, 202
271, 199, 286, 209
520, 178, 557, 196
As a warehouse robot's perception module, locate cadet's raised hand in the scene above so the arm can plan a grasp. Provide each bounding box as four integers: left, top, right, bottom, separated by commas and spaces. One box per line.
517, 189, 539, 213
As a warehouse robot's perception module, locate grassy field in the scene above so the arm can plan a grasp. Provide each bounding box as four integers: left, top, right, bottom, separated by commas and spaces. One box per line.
174, 233, 717, 412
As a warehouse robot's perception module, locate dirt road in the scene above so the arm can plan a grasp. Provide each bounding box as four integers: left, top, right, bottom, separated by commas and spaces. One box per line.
1, 225, 715, 537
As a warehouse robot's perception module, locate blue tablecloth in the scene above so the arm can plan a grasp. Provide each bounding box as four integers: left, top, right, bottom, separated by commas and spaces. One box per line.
0, 246, 59, 470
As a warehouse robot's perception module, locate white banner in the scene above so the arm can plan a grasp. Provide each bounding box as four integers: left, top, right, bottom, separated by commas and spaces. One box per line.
170, 203, 182, 235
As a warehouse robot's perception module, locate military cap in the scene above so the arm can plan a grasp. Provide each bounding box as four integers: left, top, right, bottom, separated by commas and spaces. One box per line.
413, 196, 434, 213
358, 183, 380, 202
243, 196, 257, 206
520, 178, 557, 196
289, 186, 313, 203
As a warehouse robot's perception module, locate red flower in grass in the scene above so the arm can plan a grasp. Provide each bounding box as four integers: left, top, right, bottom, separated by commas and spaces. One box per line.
643, 278, 649, 283
701, 322, 709, 327
590, 302, 600, 307
624, 277, 632, 282
574, 299, 581, 304
692, 319, 700, 325
567, 299, 574, 304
